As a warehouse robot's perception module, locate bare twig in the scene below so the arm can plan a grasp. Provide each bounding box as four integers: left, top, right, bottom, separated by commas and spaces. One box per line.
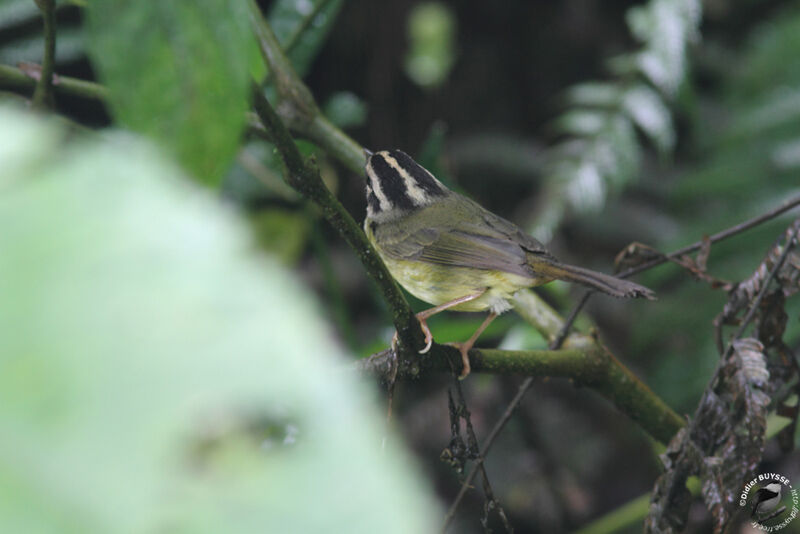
31, 0, 56, 108
618, 194, 800, 280
448, 373, 513, 533
616, 242, 731, 288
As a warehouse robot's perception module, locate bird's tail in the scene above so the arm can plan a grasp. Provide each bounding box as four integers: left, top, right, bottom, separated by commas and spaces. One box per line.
537, 261, 656, 300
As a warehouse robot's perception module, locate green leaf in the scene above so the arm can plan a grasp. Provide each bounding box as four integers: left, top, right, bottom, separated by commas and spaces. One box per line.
552, 110, 608, 137
323, 91, 367, 129
564, 82, 622, 108
268, 0, 344, 77
0, 104, 440, 534
85, 1, 257, 186
622, 85, 675, 155
404, 2, 456, 88
626, 0, 701, 96
600, 115, 641, 186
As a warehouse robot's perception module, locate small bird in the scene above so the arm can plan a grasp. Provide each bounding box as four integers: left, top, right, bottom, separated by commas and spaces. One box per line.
363, 149, 654, 377
751, 483, 783, 519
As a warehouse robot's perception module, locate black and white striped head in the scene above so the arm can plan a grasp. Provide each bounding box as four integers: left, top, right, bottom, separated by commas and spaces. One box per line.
364, 149, 449, 219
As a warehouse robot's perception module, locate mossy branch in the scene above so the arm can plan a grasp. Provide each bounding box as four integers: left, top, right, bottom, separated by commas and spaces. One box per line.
248, 0, 364, 174
0, 64, 108, 102
359, 329, 683, 444
251, 88, 425, 354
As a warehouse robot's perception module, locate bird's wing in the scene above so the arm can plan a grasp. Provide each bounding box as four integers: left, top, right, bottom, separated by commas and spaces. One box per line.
475, 203, 554, 258
374, 222, 537, 279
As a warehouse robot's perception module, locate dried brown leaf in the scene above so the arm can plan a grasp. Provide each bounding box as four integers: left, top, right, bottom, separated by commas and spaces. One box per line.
646, 339, 770, 534
720, 219, 800, 326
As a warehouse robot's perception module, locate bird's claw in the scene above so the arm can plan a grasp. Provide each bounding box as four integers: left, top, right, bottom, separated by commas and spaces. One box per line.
391, 316, 434, 354
417, 319, 433, 354
446, 342, 472, 380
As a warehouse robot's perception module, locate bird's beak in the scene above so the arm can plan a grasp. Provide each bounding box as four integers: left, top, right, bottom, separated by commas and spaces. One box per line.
363, 148, 374, 158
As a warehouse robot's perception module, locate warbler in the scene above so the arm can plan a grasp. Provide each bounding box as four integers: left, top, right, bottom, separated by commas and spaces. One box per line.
363, 149, 654, 377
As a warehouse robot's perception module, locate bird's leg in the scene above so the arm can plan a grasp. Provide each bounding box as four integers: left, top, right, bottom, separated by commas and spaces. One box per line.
449, 312, 498, 379
391, 289, 487, 355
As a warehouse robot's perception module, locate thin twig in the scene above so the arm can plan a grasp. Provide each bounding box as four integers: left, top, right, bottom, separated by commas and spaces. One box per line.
617, 194, 800, 280
0, 64, 109, 101
31, 0, 56, 108
449, 371, 513, 533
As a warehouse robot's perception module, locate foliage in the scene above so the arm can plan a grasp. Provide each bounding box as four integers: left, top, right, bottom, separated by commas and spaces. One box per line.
646, 337, 771, 533
2, 0, 800, 533
0, 105, 439, 533
533, 0, 701, 242
268, 0, 344, 78
85, 2, 256, 185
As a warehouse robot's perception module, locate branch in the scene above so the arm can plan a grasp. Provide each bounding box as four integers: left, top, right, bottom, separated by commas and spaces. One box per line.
248, 0, 364, 174
361, 339, 683, 444
31, 0, 57, 108
0, 64, 108, 102
618, 193, 800, 280
250, 87, 424, 354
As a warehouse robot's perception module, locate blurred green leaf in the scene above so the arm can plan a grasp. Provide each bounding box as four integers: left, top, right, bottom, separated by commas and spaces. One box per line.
627, 0, 701, 96
268, 0, 344, 78
0, 105, 439, 534
622, 85, 675, 155
531, 0, 697, 240
562, 159, 606, 213
223, 141, 300, 204
602, 115, 640, 185
323, 91, 367, 129
404, 2, 456, 88
553, 110, 609, 137
85, 1, 257, 186
250, 208, 311, 265
565, 82, 623, 108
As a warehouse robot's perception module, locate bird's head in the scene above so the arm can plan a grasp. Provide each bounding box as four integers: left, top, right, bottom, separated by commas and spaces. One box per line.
364, 149, 449, 219
765, 483, 783, 495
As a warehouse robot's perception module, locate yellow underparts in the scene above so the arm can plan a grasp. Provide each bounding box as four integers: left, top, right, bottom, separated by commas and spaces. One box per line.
381, 256, 548, 314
